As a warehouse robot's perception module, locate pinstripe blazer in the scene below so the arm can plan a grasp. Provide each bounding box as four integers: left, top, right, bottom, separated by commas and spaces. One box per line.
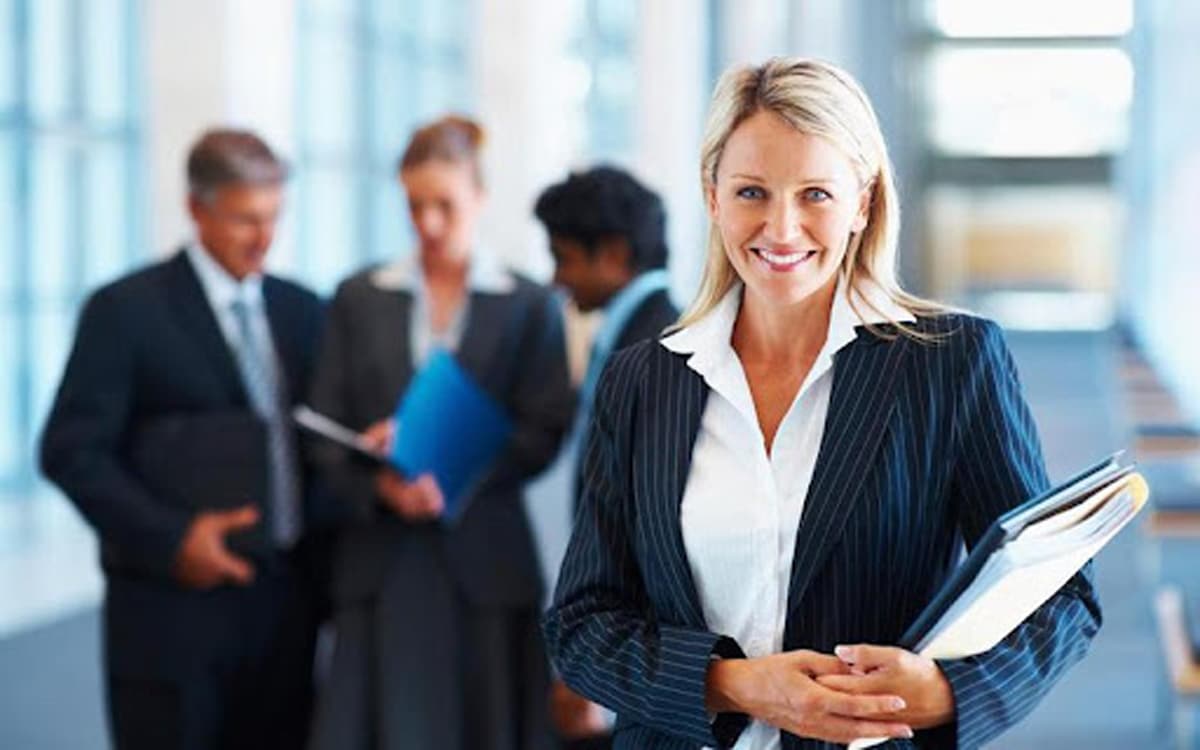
543, 313, 1101, 749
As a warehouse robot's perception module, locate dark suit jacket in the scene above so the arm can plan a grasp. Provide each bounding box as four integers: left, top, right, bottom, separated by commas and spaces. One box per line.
308, 264, 575, 608
39, 250, 331, 676
612, 287, 679, 352
544, 313, 1102, 749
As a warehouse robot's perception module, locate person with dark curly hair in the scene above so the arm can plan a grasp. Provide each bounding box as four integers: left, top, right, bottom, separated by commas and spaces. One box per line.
534, 166, 680, 749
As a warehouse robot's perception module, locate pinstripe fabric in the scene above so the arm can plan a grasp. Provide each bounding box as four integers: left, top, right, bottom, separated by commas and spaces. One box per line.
543, 313, 1101, 750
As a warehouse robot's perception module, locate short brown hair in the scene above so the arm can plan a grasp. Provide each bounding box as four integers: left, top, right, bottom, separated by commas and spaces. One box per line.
187, 128, 289, 201
397, 114, 486, 186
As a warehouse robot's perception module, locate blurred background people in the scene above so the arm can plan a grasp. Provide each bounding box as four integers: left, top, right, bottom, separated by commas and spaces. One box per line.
39, 129, 333, 749
305, 115, 574, 750
534, 165, 679, 749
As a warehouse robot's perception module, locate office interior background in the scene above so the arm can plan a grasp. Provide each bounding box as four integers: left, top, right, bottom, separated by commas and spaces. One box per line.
2, 0, 1200, 747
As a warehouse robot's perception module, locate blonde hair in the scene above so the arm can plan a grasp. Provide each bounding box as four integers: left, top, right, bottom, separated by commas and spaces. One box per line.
678, 57, 943, 337
398, 114, 486, 187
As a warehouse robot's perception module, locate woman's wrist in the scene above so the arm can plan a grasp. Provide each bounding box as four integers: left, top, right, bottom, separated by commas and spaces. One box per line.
705, 657, 747, 715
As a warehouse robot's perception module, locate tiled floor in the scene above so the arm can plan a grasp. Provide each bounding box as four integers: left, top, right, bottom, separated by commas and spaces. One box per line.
0, 328, 1193, 748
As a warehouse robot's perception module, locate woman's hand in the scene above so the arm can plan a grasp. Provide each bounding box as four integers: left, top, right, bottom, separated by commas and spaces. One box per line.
705, 650, 914, 744
360, 418, 396, 456
817, 644, 955, 731
375, 470, 445, 521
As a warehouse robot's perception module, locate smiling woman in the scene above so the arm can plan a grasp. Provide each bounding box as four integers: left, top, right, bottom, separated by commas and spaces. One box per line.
543, 58, 1103, 750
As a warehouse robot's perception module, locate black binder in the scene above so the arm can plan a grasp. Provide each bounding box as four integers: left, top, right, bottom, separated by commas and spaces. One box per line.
127, 411, 273, 562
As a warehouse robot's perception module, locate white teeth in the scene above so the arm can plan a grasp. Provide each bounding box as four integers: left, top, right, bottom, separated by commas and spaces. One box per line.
755, 248, 813, 265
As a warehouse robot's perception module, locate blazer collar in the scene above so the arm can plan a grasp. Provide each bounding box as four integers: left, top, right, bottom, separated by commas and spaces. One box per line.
166, 250, 248, 406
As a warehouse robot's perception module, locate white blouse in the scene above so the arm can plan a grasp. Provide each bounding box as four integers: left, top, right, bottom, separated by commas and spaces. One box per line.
659, 281, 914, 750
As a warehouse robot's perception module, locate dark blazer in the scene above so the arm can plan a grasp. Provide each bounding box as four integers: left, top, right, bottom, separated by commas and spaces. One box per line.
544, 313, 1102, 750
308, 264, 575, 608
613, 287, 679, 352
39, 250, 331, 676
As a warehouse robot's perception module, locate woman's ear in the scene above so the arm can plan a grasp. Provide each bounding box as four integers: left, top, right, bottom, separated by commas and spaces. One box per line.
705, 181, 719, 221
851, 181, 873, 233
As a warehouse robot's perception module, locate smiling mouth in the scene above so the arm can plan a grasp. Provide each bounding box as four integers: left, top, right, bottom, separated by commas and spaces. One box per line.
750, 247, 819, 271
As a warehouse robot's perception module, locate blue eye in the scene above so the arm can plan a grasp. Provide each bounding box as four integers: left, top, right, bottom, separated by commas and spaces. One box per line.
803, 187, 832, 202
735, 186, 766, 200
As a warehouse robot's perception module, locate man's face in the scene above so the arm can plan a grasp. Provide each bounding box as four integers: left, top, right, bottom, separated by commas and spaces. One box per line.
549, 234, 634, 312
188, 183, 284, 280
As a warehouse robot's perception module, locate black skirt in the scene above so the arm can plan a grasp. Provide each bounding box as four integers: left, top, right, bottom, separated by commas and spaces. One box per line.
309, 532, 554, 750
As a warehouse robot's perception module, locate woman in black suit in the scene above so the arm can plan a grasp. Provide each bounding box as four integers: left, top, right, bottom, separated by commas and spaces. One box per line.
543, 59, 1101, 749
308, 115, 574, 750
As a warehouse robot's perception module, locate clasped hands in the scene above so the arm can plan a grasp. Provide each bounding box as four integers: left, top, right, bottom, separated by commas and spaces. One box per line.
706, 645, 955, 745
362, 418, 445, 521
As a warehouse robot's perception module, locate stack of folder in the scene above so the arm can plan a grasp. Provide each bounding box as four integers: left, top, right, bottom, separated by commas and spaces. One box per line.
853, 454, 1148, 749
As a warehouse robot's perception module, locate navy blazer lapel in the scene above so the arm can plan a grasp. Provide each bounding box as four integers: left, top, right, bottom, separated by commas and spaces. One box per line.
645, 348, 710, 628
786, 329, 910, 618
166, 251, 247, 406
262, 278, 302, 402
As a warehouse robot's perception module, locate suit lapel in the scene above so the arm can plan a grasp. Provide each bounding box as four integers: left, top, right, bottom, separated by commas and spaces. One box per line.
263, 278, 301, 401
166, 251, 247, 406
454, 291, 510, 392
645, 349, 711, 628
786, 329, 910, 617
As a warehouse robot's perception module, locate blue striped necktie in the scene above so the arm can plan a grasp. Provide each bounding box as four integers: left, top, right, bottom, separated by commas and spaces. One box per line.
230, 296, 301, 547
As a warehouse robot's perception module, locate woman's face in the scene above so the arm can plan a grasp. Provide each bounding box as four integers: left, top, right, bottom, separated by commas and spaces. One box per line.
400, 159, 484, 265
707, 110, 871, 310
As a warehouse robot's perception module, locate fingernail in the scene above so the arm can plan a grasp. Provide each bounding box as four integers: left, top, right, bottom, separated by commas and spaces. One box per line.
835, 645, 853, 661
904, 727, 914, 738
892, 698, 907, 711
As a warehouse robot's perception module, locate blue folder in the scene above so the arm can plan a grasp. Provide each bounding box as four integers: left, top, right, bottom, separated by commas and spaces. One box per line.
390, 349, 514, 523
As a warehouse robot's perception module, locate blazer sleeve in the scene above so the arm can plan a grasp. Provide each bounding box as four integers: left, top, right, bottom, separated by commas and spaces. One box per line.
935, 318, 1102, 749
306, 282, 379, 522
483, 288, 575, 491
543, 348, 750, 748
39, 288, 191, 579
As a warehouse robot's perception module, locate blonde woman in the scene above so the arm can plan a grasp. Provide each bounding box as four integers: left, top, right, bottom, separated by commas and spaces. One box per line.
543, 58, 1099, 749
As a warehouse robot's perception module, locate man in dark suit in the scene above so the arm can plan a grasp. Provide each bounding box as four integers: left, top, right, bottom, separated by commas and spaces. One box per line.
534, 166, 679, 750
40, 129, 334, 750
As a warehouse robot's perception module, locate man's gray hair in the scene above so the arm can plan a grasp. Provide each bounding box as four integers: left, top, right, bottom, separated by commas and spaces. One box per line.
186, 128, 289, 202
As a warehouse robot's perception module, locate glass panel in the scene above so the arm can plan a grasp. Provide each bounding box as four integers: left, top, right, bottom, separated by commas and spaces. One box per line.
594, 0, 637, 40
83, 143, 128, 286
372, 0, 420, 36
372, 172, 407, 262
30, 136, 73, 297
0, 0, 15, 112
927, 0, 1133, 38
303, 166, 357, 289
372, 48, 416, 162
307, 0, 358, 27
31, 305, 73, 443
29, 0, 71, 121
926, 46, 1133, 157
0, 135, 16, 299
0, 311, 17, 479
417, 64, 458, 120
301, 28, 358, 155
82, 0, 128, 125
421, 1, 462, 47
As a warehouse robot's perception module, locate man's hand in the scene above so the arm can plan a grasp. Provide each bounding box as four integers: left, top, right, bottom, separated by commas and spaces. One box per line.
550, 680, 608, 739
172, 506, 259, 589
817, 644, 956, 730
